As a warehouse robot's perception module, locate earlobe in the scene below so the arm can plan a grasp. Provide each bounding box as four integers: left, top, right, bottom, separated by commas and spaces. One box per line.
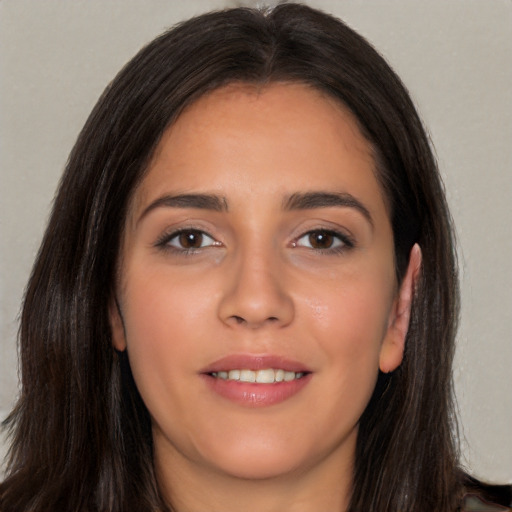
109, 296, 127, 352
379, 244, 422, 373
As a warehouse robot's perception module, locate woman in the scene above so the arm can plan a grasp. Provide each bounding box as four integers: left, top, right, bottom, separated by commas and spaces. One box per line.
0, 3, 510, 511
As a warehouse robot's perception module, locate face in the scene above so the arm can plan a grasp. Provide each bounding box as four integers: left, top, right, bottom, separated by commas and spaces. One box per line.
111, 83, 417, 487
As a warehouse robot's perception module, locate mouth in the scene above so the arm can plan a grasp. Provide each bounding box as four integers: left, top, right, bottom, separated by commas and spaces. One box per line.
209, 368, 307, 383
201, 355, 312, 407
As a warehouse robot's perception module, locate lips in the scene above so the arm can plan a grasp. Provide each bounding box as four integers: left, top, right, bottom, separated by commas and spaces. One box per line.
201, 354, 312, 407
201, 354, 311, 374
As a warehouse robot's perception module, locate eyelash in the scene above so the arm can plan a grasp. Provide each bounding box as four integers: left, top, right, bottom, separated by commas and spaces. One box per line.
154, 228, 354, 255
293, 229, 354, 254
155, 228, 219, 254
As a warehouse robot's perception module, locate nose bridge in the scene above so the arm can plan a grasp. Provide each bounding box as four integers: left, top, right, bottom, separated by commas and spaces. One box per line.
218, 239, 294, 328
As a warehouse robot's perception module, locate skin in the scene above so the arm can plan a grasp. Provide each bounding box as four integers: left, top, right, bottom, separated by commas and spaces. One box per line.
110, 83, 421, 512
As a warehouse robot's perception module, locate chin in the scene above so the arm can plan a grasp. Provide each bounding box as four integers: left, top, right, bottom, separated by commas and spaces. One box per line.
195, 435, 307, 481
211, 454, 303, 481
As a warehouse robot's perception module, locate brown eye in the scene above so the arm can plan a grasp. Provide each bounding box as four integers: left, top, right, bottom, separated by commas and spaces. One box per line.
165, 229, 217, 250
179, 230, 204, 248
308, 231, 335, 249
295, 229, 349, 251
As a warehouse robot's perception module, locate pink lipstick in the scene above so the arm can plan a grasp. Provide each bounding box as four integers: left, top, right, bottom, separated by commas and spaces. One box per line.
200, 354, 312, 407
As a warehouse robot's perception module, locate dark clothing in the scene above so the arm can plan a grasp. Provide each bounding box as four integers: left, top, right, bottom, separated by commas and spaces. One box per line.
462, 476, 512, 511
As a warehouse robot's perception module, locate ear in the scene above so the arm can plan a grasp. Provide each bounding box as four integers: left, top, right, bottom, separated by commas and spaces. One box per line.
379, 244, 422, 373
109, 296, 127, 351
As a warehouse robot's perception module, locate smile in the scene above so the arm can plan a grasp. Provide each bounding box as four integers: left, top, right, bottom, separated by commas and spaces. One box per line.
210, 369, 306, 383
201, 355, 312, 406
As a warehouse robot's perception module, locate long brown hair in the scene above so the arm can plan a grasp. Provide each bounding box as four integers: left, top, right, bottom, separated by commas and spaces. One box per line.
1, 4, 461, 511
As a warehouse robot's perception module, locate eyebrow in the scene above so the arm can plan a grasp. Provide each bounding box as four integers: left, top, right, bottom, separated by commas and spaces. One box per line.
138, 193, 228, 223
283, 191, 373, 227
138, 190, 373, 227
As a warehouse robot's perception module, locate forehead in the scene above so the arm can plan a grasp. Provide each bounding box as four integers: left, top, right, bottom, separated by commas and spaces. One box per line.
130, 82, 383, 218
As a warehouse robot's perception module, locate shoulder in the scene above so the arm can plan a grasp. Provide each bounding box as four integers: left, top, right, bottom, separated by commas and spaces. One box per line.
462, 493, 512, 511
461, 474, 512, 512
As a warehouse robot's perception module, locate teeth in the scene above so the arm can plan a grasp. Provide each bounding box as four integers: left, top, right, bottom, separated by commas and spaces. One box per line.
228, 369, 240, 380
240, 369, 256, 383
284, 371, 296, 382
211, 368, 305, 383
256, 369, 275, 383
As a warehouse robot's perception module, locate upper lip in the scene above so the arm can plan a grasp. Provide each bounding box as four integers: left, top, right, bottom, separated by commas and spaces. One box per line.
200, 354, 311, 374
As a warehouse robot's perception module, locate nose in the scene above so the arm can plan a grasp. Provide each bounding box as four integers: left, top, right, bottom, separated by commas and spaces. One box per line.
217, 247, 294, 329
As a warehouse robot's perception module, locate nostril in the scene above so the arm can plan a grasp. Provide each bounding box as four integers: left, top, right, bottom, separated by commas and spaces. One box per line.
229, 315, 279, 325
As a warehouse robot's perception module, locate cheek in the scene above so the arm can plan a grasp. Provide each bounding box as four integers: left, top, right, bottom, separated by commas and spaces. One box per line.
122, 262, 212, 337
299, 265, 394, 385
302, 264, 393, 342
118, 265, 215, 395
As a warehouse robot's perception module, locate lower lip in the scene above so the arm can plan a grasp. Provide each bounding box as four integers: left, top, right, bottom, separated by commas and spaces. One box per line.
202, 373, 312, 407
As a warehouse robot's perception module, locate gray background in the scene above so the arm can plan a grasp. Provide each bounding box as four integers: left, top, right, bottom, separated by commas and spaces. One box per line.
1, 0, 511, 482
